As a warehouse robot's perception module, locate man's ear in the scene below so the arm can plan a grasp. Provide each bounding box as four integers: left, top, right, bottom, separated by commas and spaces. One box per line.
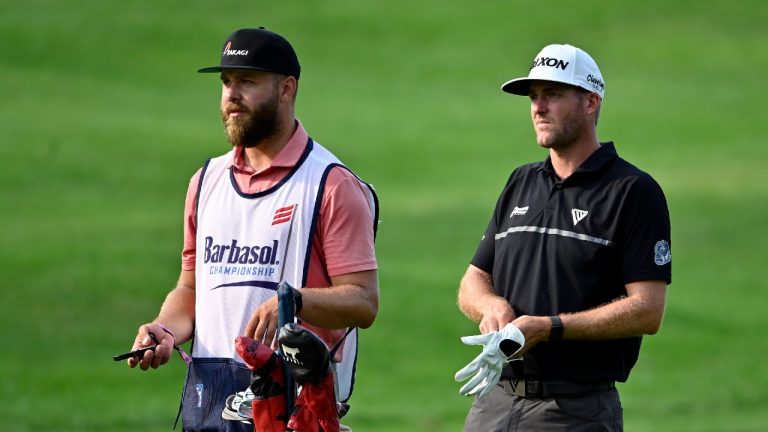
280, 76, 298, 102
586, 92, 601, 116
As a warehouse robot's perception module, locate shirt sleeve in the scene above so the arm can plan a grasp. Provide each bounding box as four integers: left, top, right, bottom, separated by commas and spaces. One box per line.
471, 172, 518, 274
618, 174, 672, 285
317, 166, 378, 277
181, 168, 203, 271
470, 214, 497, 274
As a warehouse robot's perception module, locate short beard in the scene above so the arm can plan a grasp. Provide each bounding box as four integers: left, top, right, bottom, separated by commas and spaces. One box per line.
537, 110, 588, 151
221, 91, 281, 148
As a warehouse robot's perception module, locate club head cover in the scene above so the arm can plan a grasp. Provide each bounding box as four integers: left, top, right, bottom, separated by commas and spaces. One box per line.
235, 336, 288, 432
236, 336, 277, 371
278, 323, 331, 385
287, 373, 339, 432
305, 372, 340, 432
287, 389, 320, 432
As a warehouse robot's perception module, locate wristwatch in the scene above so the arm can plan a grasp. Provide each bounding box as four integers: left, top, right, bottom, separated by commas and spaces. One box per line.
292, 287, 304, 314
549, 315, 564, 341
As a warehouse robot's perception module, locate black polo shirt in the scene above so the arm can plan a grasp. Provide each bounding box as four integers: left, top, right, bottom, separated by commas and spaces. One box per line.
472, 142, 671, 383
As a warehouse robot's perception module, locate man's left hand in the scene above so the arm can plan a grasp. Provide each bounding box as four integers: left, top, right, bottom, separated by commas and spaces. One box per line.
509, 315, 553, 356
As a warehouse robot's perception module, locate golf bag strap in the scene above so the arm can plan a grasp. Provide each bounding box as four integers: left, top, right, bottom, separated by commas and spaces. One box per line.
329, 327, 355, 360
173, 331, 196, 430
173, 398, 181, 430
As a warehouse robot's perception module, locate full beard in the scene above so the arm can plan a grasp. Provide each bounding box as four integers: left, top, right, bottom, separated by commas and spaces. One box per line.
221, 92, 281, 148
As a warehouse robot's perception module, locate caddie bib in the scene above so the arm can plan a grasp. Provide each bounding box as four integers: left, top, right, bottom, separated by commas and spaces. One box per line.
179, 138, 376, 431
193, 137, 339, 360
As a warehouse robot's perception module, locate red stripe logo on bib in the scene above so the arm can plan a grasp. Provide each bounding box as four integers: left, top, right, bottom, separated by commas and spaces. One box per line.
272, 204, 297, 225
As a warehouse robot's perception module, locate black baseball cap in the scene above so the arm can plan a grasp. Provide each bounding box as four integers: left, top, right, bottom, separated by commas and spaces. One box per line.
197, 27, 301, 79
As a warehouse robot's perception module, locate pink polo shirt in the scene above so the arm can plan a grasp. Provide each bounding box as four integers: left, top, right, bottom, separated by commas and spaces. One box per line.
182, 119, 377, 289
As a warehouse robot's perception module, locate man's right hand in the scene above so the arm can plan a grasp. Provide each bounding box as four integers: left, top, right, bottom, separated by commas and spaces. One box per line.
127, 323, 176, 370
479, 296, 517, 334
458, 265, 517, 333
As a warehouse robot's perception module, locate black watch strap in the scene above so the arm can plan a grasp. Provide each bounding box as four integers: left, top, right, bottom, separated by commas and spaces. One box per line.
549, 315, 564, 341
292, 287, 303, 314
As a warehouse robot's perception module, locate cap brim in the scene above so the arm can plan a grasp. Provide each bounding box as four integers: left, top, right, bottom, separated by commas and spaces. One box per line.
501, 77, 598, 96
501, 77, 534, 95
197, 65, 277, 74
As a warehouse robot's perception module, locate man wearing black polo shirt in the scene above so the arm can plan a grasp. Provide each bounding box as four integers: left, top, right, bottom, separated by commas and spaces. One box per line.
455, 44, 671, 431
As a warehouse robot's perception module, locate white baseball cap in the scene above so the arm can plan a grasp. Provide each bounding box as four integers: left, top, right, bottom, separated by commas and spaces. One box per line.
501, 44, 605, 98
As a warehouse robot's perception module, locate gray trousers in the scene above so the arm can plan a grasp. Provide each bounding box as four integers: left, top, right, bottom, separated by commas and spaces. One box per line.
464, 384, 623, 432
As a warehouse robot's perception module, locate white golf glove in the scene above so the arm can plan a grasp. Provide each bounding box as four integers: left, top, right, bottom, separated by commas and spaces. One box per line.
454, 323, 525, 397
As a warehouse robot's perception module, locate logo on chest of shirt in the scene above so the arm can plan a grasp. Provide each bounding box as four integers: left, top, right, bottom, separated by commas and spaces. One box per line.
510, 206, 529, 217
272, 204, 297, 226
571, 208, 589, 226
204, 236, 280, 265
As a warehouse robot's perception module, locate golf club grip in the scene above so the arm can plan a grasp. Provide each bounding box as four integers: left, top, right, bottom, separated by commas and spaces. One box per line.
276, 282, 296, 414
277, 282, 295, 328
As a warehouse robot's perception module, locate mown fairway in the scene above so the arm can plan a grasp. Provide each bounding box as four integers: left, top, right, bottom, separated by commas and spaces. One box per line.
1, 1, 767, 430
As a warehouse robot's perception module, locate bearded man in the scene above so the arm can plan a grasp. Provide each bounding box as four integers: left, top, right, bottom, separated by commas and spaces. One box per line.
125, 28, 379, 432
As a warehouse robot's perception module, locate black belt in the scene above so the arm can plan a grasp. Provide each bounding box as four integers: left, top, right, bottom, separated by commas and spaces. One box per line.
499, 378, 615, 398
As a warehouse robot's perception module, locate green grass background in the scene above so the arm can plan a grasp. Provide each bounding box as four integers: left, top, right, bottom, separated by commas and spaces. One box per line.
2, 1, 767, 430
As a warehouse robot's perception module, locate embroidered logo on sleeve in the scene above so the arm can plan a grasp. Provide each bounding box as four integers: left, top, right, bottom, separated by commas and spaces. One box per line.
571, 208, 588, 226
654, 240, 671, 265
